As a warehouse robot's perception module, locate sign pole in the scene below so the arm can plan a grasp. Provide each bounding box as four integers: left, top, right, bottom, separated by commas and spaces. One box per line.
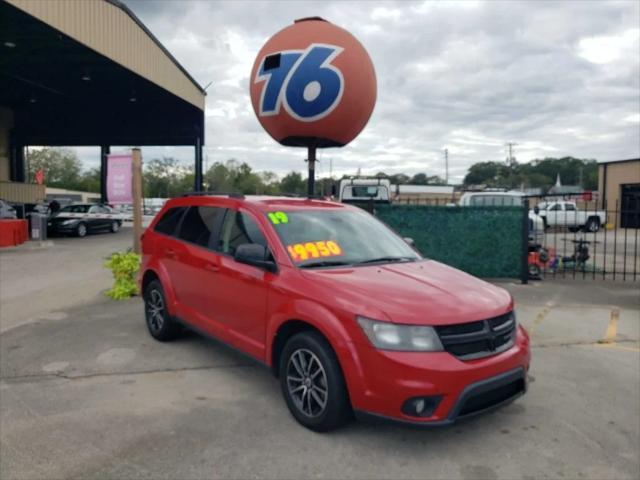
307, 145, 316, 197
131, 148, 143, 254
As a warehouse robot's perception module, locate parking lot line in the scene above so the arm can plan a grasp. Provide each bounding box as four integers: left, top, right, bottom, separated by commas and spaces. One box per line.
601, 308, 620, 344
529, 302, 554, 337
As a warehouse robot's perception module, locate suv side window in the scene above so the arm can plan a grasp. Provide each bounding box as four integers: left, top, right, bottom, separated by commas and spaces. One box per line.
549, 203, 562, 211
154, 207, 187, 236
219, 210, 267, 255
177, 206, 226, 248
565, 203, 576, 211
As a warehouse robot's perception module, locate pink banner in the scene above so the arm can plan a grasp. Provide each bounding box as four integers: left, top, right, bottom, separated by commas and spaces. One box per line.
106, 154, 133, 204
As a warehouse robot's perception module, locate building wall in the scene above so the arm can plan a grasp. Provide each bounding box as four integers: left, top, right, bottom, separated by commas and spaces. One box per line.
8, 0, 205, 110
598, 160, 640, 226
0, 107, 13, 182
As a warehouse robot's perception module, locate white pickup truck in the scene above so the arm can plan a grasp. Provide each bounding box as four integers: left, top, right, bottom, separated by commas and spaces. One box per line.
534, 200, 606, 232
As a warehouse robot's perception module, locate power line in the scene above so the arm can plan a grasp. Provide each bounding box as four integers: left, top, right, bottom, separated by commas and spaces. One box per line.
505, 142, 517, 166
444, 148, 449, 185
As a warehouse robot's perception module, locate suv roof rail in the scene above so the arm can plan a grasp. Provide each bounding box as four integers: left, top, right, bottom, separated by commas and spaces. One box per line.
181, 191, 245, 199
280, 193, 327, 200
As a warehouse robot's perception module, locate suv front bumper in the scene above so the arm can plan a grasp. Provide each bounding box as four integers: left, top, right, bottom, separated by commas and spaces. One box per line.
347, 325, 530, 425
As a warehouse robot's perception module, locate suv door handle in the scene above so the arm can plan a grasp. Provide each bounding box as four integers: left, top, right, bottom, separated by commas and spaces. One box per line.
204, 262, 219, 273
165, 248, 176, 258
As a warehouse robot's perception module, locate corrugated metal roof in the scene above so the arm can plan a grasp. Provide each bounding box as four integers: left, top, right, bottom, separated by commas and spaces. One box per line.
6, 0, 205, 110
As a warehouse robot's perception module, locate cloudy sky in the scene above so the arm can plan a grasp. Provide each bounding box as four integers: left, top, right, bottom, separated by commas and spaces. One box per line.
83, 0, 639, 183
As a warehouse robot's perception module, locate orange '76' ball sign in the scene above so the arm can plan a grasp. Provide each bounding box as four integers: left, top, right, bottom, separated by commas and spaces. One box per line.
250, 17, 377, 149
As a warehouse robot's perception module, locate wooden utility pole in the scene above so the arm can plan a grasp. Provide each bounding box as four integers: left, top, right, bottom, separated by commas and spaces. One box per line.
131, 148, 143, 254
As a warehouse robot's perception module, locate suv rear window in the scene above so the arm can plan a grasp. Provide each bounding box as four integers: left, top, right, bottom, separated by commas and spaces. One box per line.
154, 207, 186, 236
177, 206, 226, 248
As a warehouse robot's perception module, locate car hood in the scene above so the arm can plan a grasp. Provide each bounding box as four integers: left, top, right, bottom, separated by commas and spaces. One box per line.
301, 260, 513, 326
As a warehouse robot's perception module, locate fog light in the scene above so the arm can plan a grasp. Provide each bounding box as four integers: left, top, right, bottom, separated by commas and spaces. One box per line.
401, 396, 441, 418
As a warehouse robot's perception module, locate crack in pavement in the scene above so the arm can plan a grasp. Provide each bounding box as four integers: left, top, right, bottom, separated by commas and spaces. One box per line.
0, 362, 258, 383
532, 338, 639, 349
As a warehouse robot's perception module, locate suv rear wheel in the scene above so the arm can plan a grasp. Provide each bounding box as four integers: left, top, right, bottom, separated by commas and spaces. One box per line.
144, 280, 180, 341
279, 331, 351, 432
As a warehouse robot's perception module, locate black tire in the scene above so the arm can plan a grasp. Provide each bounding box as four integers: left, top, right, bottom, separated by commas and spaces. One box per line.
585, 217, 600, 232
110, 220, 121, 233
76, 222, 87, 237
528, 264, 541, 280
144, 280, 180, 341
279, 331, 351, 432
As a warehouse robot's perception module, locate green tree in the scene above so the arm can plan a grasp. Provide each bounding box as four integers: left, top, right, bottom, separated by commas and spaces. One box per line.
280, 171, 306, 194
26, 147, 83, 189
143, 157, 194, 197
410, 173, 429, 185
78, 167, 101, 193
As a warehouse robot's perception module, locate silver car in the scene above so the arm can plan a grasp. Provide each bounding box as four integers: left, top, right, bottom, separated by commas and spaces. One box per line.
0, 199, 17, 219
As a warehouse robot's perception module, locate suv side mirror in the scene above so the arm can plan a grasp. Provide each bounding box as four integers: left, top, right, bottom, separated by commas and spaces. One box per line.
234, 244, 277, 273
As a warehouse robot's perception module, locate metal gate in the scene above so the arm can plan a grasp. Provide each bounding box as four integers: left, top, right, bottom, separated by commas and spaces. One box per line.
528, 195, 639, 281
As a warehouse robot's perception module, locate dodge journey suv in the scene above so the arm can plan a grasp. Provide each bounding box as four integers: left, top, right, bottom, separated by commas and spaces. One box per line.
140, 194, 530, 431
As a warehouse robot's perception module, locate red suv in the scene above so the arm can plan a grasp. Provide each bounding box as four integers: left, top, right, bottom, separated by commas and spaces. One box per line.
140, 194, 530, 431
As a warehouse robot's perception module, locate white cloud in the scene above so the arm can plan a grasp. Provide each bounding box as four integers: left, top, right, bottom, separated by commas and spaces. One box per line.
578, 28, 640, 64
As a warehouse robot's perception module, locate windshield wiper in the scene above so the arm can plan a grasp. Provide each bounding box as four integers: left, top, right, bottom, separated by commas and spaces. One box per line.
299, 260, 353, 269
356, 256, 417, 265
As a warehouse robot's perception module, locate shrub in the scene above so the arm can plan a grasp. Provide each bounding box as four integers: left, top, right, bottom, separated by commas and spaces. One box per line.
104, 251, 141, 300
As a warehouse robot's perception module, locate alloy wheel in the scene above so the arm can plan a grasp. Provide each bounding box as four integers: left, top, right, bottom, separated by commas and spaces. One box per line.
286, 348, 328, 417
146, 289, 165, 332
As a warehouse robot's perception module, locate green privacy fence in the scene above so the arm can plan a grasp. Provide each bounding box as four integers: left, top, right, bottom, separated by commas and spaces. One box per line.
374, 204, 526, 278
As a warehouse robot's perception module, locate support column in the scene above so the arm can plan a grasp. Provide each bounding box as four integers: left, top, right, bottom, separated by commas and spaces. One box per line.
194, 137, 203, 192
100, 145, 110, 203
132, 148, 143, 254
9, 133, 25, 182
307, 145, 316, 197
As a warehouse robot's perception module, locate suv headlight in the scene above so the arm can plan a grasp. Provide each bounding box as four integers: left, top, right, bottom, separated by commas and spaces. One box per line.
357, 316, 444, 352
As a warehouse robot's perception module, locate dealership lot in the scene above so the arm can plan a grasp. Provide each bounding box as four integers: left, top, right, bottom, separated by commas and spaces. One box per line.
1, 232, 638, 479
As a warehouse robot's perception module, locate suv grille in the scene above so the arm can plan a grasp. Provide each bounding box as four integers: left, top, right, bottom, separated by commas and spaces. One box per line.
436, 312, 516, 360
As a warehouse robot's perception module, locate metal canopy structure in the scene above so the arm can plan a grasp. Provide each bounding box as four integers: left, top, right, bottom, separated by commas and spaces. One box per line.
0, 0, 206, 197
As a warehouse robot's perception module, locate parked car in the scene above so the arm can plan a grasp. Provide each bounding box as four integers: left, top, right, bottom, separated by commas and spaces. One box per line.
47, 203, 122, 237
534, 201, 606, 232
458, 191, 545, 245
338, 177, 391, 204
140, 194, 531, 431
0, 199, 17, 219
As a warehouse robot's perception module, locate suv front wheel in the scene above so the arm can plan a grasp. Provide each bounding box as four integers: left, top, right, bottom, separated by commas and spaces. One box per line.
279, 331, 351, 432
144, 279, 180, 341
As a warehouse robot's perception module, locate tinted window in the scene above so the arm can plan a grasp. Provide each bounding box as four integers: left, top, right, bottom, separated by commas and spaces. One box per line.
549, 203, 561, 211
220, 211, 267, 255
60, 205, 90, 213
154, 207, 186, 236
470, 195, 521, 206
178, 206, 225, 248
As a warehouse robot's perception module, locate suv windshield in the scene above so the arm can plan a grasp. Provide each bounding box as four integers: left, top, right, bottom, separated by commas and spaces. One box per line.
266, 209, 420, 268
